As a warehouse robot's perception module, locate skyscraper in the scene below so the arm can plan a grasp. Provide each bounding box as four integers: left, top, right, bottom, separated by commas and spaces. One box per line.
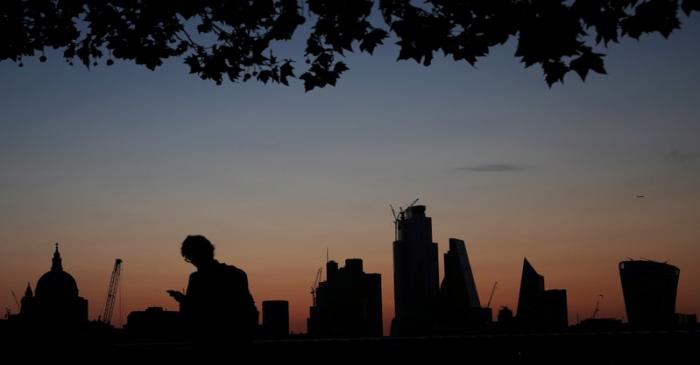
391, 205, 439, 336
516, 258, 545, 326
307, 258, 382, 337
442, 238, 481, 308
516, 258, 568, 331
438, 238, 490, 333
619, 260, 680, 329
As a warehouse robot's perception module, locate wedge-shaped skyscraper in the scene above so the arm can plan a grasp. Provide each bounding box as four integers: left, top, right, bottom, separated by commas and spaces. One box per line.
516, 258, 568, 331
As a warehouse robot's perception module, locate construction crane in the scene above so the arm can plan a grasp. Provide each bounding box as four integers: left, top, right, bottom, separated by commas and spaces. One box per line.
591, 294, 604, 319
101, 258, 123, 325
390, 198, 420, 240
405, 198, 420, 211
486, 281, 498, 308
310, 267, 323, 306
390, 198, 420, 222
390, 204, 398, 222
10, 290, 20, 311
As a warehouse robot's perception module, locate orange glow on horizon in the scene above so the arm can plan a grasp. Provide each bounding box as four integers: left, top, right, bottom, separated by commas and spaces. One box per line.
2, 198, 699, 335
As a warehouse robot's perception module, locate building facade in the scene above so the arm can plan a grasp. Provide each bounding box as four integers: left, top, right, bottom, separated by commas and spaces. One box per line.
619, 260, 680, 329
516, 258, 568, 331
392, 205, 439, 336
438, 238, 490, 333
19, 245, 88, 328
308, 258, 382, 337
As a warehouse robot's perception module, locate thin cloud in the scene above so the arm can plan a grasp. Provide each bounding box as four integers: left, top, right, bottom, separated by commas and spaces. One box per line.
454, 164, 530, 172
667, 150, 697, 163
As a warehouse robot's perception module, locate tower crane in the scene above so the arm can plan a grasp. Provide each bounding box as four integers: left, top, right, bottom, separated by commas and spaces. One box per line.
310, 267, 323, 306
390, 198, 419, 241
10, 290, 20, 311
486, 281, 498, 308
101, 258, 123, 325
390, 197, 420, 228
591, 294, 604, 319
390, 198, 420, 222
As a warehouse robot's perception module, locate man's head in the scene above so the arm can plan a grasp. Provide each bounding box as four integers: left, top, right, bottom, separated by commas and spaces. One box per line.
181, 235, 215, 268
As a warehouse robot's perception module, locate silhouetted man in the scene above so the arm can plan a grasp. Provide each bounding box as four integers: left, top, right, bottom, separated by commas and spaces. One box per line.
168, 235, 258, 352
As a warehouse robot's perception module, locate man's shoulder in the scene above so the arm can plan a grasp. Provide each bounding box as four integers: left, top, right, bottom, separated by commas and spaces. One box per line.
218, 262, 247, 278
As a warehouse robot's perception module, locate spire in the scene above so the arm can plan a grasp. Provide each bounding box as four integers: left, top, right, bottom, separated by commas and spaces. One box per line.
51, 242, 63, 272
24, 282, 33, 298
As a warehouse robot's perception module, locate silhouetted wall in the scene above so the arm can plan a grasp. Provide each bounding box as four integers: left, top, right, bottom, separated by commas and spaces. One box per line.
126, 307, 185, 342
541, 289, 568, 330
262, 300, 289, 339
498, 306, 514, 328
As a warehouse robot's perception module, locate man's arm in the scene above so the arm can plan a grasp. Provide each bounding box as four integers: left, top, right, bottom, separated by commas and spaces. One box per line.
167, 290, 186, 303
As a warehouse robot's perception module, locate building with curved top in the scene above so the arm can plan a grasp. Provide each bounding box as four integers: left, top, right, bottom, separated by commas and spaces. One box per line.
20, 244, 88, 327
619, 260, 679, 329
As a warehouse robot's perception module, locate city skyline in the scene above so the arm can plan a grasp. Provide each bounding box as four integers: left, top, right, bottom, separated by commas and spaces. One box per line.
1, 199, 697, 335
2, 12, 700, 336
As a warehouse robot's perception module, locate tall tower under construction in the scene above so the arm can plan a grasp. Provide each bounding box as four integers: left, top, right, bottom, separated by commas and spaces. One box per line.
391, 205, 439, 336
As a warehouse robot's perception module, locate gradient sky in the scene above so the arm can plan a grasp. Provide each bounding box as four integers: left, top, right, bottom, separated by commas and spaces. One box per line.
1, 16, 699, 334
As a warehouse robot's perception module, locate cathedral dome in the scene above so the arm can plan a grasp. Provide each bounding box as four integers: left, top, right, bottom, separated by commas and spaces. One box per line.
35, 245, 79, 299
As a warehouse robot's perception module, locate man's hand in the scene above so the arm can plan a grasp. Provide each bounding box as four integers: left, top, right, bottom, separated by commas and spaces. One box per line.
167, 290, 185, 303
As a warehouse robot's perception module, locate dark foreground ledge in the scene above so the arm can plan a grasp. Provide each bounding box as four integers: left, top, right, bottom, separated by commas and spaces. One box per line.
102, 330, 699, 364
